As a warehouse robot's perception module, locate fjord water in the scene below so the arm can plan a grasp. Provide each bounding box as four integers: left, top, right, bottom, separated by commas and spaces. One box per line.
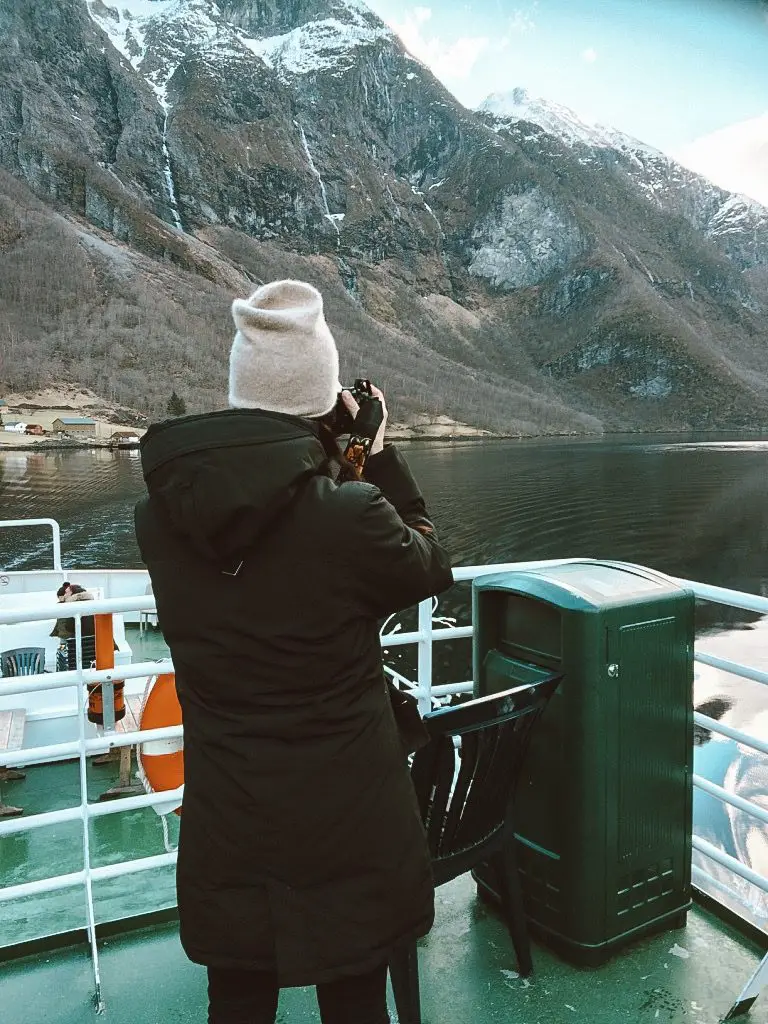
2, 435, 768, 923
3, 436, 767, 587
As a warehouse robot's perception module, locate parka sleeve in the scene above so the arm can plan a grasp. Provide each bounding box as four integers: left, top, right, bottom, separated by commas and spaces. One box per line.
348, 445, 454, 618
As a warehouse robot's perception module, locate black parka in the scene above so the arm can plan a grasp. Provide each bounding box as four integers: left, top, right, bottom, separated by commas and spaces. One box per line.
134, 410, 454, 986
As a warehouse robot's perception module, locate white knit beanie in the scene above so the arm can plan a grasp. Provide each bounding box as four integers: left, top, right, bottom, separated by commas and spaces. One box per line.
229, 280, 341, 417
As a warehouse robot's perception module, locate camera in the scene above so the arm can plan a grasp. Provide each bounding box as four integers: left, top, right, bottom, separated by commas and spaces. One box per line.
329, 378, 375, 436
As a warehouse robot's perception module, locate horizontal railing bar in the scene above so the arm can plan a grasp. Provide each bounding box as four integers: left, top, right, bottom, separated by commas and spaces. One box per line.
694, 713, 768, 757
451, 558, 585, 582
672, 577, 768, 615
90, 853, 177, 881
693, 774, 768, 826
0, 786, 184, 838
0, 806, 82, 835
0, 851, 179, 904
695, 651, 768, 688
0, 594, 157, 626
379, 630, 423, 647
0, 871, 86, 903
88, 788, 183, 818
380, 626, 472, 649
693, 836, 768, 895
1, 724, 183, 768
691, 864, 752, 907
0, 660, 174, 697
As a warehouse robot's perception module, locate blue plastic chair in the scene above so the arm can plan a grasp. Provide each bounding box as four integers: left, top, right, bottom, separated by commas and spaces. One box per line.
388, 674, 563, 1024
0, 647, 45, 677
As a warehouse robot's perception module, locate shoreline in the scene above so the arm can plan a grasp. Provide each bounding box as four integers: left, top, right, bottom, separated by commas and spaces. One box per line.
3, 427, 768, 453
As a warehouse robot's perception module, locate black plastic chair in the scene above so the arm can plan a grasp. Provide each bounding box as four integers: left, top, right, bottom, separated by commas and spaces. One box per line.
0, 647, 45, 677
389, 674, 562, 1024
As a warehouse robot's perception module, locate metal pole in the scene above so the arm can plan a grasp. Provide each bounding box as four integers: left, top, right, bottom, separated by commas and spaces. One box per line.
417, 599, 433, 715
75, 617, 104, 1013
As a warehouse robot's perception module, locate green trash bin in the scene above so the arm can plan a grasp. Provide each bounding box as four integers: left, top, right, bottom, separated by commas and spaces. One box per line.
472, 561, 694, 966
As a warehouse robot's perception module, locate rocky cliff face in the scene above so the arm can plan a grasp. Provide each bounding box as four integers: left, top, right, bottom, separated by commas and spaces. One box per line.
1, 0, 768, 432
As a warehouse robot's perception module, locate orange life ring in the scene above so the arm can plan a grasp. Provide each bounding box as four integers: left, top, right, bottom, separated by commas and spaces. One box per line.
138, 673, 184, 816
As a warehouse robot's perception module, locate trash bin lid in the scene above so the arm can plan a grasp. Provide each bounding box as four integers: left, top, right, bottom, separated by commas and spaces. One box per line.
533, 562, 672, 602
474, 561, 684, 608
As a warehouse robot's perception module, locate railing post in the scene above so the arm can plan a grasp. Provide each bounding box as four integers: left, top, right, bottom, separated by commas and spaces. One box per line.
417, 599, 433, 715
75, 615, 104, 1011
49, 519, 62, 572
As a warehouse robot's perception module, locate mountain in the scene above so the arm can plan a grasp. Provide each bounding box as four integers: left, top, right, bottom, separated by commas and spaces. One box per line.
1, 0, 768, 433
479, 88, 768, 273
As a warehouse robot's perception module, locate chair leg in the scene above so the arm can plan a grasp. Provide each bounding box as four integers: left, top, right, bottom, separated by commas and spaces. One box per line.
389, 941, 422, 1024
494, 844, 533, 978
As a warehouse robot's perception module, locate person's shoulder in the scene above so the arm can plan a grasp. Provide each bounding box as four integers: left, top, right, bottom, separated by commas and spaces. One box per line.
304, 475, 381, 528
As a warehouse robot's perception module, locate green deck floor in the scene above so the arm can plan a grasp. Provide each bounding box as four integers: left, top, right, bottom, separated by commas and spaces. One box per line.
2, 625, 767, 1021
1, 877, 765, 1024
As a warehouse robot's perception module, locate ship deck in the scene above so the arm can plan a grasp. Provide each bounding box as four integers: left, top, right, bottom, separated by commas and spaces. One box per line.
1, 874, 764, 1024
2, 629, 768, 1022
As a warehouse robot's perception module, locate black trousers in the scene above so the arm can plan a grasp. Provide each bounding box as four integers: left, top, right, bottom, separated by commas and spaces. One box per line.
207, 963, 390, 1024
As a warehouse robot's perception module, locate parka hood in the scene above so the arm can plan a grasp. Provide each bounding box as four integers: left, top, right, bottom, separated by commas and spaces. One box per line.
139, 410, 327, 569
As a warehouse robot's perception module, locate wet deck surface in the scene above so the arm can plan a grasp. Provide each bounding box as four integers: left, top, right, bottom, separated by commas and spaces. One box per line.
2, 626, 767, 1022
1, 876, 764, 1024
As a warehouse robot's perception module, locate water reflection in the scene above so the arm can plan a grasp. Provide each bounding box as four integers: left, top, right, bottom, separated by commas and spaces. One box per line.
2, 437, 768, 923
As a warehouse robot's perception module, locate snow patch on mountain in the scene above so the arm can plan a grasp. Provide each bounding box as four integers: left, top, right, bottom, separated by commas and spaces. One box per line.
239, 11, 391, 79
85, 0, 223, 99
85, 0, 391, 92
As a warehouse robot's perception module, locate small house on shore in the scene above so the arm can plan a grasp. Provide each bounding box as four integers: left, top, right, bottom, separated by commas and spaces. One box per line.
3, 421, 27, 433
52, 416, 97, 436
25, 424, 45, 436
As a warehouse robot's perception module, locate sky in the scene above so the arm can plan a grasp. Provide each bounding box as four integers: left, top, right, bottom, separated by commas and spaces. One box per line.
364, 0, 768, 205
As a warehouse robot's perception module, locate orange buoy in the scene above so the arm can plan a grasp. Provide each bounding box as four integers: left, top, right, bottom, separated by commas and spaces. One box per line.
137, 673, 184, 816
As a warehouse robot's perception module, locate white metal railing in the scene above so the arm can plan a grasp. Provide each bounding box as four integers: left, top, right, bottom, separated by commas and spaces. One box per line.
0, 518, 62, 575
1, 563, 768, 1010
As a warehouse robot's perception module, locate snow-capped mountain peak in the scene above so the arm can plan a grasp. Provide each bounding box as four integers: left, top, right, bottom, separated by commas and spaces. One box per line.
480, 87, 661, 159
479, 86, 768, 257
84, 0, 391, 98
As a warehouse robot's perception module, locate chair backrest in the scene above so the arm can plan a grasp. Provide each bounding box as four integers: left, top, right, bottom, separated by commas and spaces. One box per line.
1, 646, 46, 677
410, 674, 562, 884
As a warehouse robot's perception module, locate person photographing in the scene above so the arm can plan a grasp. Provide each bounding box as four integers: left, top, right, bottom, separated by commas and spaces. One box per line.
134, 279, 454, 1024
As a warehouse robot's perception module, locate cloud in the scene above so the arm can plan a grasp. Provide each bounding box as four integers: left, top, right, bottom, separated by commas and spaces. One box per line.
388, 6, 489, 81
581, 47, 598, 63
675, 113, 768, 208
508, 6, 537, 34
